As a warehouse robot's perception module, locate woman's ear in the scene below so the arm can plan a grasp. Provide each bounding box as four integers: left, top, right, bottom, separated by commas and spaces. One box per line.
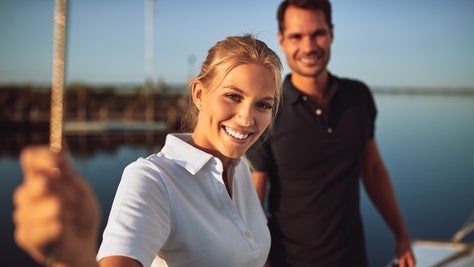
191, 81, 204, 110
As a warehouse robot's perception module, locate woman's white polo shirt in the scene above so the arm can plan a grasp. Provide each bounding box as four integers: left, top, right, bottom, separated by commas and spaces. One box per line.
97, 133, 270, 267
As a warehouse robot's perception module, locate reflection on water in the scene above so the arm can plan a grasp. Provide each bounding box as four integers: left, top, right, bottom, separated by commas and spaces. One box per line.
0, 129, 167, 158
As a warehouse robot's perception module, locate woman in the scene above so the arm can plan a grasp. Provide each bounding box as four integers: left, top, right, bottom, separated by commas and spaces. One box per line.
13, 34, 282, 267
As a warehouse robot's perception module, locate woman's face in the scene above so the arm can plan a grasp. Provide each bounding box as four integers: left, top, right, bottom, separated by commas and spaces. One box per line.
192, 63, 275, 164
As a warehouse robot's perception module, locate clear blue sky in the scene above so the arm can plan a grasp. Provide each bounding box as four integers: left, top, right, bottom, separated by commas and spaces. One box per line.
1, 0, 473, 88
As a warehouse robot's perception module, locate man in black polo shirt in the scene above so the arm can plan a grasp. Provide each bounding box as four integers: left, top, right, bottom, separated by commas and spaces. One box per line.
246, 1, 415, 266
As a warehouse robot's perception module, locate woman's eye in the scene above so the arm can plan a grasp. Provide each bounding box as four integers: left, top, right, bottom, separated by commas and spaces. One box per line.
226, 94, 242, 102
257, 102, 273, 110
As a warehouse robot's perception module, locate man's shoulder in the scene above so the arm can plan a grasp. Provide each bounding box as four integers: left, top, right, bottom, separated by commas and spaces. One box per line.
332, 74, 369, 90
330, 74, 373, 98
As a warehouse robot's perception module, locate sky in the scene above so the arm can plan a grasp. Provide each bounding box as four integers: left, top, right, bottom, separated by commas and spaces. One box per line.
1, 0, 474, 89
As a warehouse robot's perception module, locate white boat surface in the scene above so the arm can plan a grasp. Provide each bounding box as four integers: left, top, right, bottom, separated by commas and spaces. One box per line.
388, 211, 474, 267
411, 239, 473, 267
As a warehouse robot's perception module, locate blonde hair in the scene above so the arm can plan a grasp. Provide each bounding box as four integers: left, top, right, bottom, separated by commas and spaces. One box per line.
182, 34, 282, 132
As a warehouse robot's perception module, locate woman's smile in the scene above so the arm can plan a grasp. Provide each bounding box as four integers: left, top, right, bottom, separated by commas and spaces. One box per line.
223, 126, 251, 141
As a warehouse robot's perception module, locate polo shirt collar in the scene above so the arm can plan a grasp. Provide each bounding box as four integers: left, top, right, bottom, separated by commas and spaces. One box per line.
283, 75, 301, 104
160, 133, 241, 175
161, 133, 214, 175
283, 73, 339, 104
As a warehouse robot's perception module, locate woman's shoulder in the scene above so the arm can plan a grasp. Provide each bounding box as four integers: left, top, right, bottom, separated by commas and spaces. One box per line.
119, 153, 175, 188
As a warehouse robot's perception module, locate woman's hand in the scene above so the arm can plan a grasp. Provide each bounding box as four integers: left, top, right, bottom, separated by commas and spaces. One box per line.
13, 146, 100, 267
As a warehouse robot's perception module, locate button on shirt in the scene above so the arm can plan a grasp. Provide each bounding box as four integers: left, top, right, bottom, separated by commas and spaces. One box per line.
97, 133, 270, 267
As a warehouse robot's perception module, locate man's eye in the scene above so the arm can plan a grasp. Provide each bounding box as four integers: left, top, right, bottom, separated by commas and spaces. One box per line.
288, 34, 301, 41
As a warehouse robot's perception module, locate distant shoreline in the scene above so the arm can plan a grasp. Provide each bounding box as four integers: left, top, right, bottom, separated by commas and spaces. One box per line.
63, 120, 167, 134
371, 87, 474, 96
1, 83, 473, 96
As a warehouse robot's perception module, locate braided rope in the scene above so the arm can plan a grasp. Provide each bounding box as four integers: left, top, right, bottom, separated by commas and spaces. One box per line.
50, 0, 67, 153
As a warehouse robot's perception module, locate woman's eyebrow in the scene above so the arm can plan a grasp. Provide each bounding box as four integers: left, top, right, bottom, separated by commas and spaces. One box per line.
222, 85, 242, 91
223, 85, 274, 101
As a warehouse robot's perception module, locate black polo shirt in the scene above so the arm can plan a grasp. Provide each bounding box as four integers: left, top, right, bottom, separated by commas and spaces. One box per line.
246, 73, 376, 267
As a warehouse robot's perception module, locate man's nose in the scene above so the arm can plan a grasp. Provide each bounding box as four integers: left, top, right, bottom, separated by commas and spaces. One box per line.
302, 36, 317, 52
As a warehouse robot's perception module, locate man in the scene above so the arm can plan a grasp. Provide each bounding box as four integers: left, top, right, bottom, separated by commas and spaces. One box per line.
246, 0, 416, 266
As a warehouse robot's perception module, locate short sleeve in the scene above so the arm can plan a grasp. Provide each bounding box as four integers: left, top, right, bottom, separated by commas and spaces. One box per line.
365, 86, 377, 139
97, 158, 171, 267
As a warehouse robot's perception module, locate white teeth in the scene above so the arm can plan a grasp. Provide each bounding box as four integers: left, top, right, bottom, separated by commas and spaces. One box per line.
300, 53, 322, 63
225, 127, 249, 140
301, 57, 315, 63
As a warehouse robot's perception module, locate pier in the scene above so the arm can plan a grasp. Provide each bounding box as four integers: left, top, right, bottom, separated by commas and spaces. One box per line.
0, 83, 189, 133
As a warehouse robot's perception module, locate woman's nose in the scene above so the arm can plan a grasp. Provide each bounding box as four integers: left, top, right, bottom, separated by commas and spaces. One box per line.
235, 107, 254, 127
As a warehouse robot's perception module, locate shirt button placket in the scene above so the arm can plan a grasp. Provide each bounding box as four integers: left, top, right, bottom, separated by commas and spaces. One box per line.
245, 231, 252, 238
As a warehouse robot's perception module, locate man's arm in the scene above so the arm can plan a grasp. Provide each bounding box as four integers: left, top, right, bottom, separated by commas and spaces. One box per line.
361, 139, 416, 267
252, 171, 269, 206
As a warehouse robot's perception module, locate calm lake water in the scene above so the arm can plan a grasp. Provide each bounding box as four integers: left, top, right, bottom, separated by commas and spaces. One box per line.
2, 94, 473, 267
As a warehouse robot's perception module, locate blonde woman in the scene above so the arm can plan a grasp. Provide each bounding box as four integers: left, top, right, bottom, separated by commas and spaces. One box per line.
13, 34, 282, 267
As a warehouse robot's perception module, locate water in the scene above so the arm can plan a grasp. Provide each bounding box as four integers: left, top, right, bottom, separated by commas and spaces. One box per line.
2, 94, 474, 267
362, 94, 474, 265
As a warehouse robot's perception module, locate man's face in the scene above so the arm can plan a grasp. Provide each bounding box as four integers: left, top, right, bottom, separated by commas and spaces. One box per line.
278, 6, 334, 79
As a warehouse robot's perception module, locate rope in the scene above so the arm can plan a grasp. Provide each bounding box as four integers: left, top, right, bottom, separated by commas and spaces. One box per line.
452, 210, 474, 242
50, 0, 67, 153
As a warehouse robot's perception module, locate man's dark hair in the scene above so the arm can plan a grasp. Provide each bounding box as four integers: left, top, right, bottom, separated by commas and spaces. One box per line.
277, 0, 333, 33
